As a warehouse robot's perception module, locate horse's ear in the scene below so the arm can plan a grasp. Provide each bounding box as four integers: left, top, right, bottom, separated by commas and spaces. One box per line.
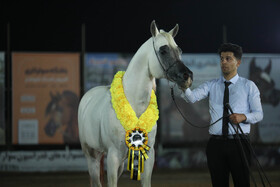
150, 20, 159, 37
265, 60, 272, 74
169, 24, 179, 38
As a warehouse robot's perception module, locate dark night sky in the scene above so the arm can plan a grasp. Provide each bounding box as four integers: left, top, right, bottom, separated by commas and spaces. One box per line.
1, 0, 280, 53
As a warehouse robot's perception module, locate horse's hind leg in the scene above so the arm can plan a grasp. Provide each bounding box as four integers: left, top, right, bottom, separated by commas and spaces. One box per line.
87, 156, 103, 187
82, 144, 104, 187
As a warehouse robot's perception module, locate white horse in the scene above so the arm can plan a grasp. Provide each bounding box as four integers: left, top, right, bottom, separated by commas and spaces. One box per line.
78, 20, 193, 187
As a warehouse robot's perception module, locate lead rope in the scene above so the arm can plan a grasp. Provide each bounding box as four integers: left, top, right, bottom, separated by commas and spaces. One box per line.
227, 121, 258, 187
170, 87, 227, 128
227, 109, 272, 187
153, 36, 270, 186
152, 36, 226, 127
172, 87, 272, 186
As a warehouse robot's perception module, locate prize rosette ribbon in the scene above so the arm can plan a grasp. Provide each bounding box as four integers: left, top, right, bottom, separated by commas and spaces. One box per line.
125, 127, 150, 180
110, 71, 159, 181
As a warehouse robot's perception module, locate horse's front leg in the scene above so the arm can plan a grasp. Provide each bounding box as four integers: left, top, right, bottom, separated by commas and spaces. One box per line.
106, 148, 122, 187
140, 147, 155, 187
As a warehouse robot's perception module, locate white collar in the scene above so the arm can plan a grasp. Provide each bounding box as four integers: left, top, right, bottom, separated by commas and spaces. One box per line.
221, 74, 239, 84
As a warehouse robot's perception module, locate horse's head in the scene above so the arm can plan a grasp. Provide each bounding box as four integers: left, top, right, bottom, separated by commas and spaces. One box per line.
44, 90, 79, 142
249, 58, 280, 107
149, 20, 193, 89
44, 92, 63, 136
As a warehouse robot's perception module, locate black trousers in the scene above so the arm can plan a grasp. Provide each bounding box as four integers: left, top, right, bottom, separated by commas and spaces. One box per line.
206, 136, 251, 187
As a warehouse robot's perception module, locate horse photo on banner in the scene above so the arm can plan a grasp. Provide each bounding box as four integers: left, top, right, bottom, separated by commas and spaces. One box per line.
239, 54, 280, 143
12, 53, 80, 145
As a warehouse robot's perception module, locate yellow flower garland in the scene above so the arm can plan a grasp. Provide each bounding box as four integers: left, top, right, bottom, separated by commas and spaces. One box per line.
110, 71, 159, 133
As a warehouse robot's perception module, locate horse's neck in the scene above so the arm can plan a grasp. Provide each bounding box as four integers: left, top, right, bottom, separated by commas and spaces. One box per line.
122, 39, 154, 117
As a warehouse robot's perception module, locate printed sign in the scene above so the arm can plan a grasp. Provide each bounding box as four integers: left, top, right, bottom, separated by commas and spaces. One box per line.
0, 150, 87, 172
12, 53, 80, 144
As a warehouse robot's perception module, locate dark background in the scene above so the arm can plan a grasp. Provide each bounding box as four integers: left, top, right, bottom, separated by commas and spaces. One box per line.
1, 0, 280, 53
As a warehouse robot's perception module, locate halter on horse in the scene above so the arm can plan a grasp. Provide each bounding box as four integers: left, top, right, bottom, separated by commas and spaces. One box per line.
78, 20, 192, 187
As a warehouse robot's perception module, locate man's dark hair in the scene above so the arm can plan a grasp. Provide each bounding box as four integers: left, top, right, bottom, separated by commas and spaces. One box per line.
218, 43, 243, 60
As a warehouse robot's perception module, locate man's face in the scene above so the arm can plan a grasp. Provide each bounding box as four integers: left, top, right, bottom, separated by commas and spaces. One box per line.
220, 52, 241, 76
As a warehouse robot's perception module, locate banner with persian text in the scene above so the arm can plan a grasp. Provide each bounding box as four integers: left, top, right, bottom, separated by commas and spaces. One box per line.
12, 53, 80, 145
0, 150, 87, 172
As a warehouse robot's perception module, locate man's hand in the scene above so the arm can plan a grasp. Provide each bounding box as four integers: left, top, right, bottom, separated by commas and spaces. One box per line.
178, 84, 188, 92
179, 86, 186, 92
229, 113, 247, 124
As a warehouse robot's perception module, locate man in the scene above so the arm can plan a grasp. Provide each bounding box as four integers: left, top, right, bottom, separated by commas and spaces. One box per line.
181, 43, 263, 187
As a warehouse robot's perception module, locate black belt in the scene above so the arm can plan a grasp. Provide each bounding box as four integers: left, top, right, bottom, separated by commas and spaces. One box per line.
210, 134, 249, 140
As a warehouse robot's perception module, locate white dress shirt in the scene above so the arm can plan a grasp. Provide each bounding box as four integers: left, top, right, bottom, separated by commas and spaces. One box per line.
181, 74, 263, 135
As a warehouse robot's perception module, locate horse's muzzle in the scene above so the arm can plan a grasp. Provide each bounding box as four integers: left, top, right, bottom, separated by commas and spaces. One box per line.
166, 60, 193, 89
177, 61, 193, 89
184, 70, 193, 88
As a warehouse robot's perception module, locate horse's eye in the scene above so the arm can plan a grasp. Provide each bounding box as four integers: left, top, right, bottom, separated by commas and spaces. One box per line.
159, 45, 168, 55
160, 50, 166, 55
